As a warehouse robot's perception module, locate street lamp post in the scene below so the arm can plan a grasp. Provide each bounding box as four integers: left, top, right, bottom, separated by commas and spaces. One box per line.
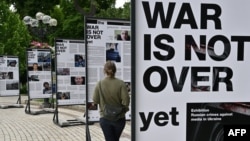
23, 12, 57, 108
23, 12, 57, 45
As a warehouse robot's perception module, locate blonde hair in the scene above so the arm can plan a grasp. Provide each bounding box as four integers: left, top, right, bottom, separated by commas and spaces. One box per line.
104, 61, 116, 77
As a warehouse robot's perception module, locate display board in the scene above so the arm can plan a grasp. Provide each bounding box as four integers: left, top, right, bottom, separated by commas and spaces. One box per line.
55, 39, 86, 106
27, 48, 52, 99
86, 18, 131, 122
133, 1, 250, 141
0, 56, 19, 96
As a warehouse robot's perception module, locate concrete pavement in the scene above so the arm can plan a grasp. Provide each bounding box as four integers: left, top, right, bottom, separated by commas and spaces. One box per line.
0, 95, 131, 141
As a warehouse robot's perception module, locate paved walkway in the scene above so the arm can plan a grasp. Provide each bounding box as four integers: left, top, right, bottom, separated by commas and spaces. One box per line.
0, 96, 131, 141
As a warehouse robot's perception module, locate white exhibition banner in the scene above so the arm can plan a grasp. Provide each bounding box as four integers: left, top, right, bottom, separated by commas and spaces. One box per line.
86, 18, 131, 122
55, 39, 86, 105
0, 56, 19, 96
133, 1, 250, 141
27, 48, 52, 99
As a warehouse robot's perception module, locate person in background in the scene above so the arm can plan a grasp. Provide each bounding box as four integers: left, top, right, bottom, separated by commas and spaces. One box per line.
92, 61, 130, 141
61, 93, 70, 99
106, 43, 121, 62
8, 60, 17, 67
43, 82, 52, 108
116, 30, 130, 41
32, 63, 39, 71
75, 55, 85, 67
72, 76, 84, 85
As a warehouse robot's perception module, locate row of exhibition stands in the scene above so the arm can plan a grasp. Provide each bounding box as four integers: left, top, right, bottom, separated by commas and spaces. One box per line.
0, 17, 131, 132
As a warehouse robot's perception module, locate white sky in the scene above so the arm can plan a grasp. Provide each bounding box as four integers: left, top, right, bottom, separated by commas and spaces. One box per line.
115, 0, 130, 8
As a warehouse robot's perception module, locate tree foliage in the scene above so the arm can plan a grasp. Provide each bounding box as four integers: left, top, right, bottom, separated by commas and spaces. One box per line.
3, 0, 131, 41
55, 0, 86, 40
96, 1, 130, 20
4, 0, 60, 19
1, 0, 131, 85
56, 0, 130, 39
0, 1, 31, 83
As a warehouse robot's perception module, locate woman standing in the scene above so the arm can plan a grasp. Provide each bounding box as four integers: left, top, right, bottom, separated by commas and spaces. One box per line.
92, 61, 130, 141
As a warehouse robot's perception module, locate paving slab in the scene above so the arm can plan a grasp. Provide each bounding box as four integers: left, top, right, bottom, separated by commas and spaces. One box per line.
0, 95, 131, 141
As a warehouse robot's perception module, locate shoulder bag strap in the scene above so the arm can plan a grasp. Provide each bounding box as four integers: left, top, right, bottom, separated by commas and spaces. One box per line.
98, 80, 106, 105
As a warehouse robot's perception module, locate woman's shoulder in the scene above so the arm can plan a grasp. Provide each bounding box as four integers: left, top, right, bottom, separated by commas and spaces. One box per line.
104, 77, 124, 83
113, 78, 126, 85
